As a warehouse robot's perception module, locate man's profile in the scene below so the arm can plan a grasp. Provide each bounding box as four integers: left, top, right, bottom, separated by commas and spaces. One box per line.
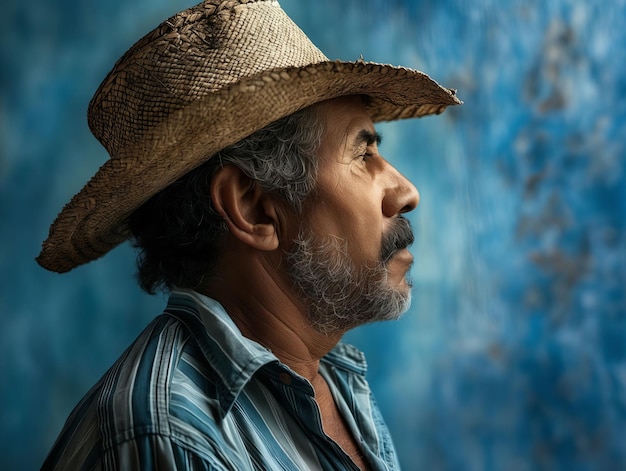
38, 0, 460, 469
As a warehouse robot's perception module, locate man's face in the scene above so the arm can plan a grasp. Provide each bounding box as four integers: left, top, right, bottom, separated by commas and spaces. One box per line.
286, 96, 420, 334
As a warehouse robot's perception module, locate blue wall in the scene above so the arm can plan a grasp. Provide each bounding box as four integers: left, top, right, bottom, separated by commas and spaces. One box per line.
1, 0, 625, 469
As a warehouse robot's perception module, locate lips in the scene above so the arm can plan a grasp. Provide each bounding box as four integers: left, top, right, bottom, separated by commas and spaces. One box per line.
380, 217, 415, 263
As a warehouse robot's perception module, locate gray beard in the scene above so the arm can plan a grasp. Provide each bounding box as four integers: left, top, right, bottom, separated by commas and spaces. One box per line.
286, 221, 414, 335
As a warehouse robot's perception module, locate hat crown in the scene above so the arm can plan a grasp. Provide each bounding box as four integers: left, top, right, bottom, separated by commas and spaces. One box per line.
88, 0, 328, 157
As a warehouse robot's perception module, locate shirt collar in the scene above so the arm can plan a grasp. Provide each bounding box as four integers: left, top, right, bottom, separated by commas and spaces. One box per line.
165, 289, 369, 417
166, 289, 278, 419
323, 342, 369, 377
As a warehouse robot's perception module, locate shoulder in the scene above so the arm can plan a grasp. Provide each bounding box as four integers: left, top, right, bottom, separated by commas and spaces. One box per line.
43, 314, 229, 469
99, 312, 232, 444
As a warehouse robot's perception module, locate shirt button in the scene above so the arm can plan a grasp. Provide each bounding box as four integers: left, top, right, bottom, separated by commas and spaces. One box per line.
279, 372, 293, 385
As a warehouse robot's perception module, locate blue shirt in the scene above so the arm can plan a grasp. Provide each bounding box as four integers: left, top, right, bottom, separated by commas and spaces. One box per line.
42, 290, 400, 470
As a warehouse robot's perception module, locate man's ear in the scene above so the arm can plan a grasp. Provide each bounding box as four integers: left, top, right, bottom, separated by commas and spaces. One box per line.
210, 165, 280, 251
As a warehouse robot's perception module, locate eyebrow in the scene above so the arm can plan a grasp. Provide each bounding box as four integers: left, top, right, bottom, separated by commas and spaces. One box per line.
354, 129, 382, 148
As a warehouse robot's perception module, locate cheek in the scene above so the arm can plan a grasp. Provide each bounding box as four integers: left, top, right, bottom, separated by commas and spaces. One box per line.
320, 208, 384, 261
307, 174, 384, 258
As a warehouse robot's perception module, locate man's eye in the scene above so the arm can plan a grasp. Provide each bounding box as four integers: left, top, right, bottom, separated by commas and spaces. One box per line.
361, 152, 374, 162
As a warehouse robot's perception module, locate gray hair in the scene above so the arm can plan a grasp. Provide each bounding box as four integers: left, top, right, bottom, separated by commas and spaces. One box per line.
215, 107, 323, 211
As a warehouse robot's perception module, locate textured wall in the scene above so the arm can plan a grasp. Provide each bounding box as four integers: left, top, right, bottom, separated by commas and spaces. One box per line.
1, 0, 625, 469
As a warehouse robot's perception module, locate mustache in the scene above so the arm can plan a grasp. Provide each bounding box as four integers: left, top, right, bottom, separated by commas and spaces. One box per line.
381, 217, 415, 263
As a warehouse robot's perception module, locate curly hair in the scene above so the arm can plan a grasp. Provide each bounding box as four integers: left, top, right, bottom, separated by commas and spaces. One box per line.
127, 105, 324, 294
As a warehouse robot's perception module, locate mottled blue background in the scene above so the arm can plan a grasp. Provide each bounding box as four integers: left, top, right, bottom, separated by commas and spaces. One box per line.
1, 0, 625, 469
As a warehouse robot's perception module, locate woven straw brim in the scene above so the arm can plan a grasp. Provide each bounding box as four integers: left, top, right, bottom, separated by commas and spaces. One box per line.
37, 60, 461, 273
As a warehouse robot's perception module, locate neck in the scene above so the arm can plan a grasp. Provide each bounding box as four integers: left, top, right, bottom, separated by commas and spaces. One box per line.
200, 248, 343, 382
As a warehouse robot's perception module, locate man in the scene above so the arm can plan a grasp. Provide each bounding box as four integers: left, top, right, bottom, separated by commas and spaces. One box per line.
38, 0, 460, 469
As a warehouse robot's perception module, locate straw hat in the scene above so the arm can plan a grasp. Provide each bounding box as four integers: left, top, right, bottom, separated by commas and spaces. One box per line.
37, 0, 461, 273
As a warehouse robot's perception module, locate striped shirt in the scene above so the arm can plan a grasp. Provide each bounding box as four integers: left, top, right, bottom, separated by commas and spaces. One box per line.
42, 290, 400, 470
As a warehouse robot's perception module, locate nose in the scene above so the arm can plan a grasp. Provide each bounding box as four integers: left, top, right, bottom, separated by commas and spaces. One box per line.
381, 161, 420, 217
